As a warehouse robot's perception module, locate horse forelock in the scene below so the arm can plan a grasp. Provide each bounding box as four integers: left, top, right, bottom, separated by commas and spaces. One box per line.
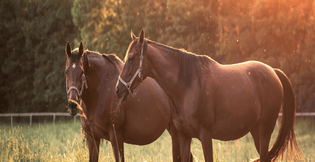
124, 40, 138, 62
70, 48, 81, 63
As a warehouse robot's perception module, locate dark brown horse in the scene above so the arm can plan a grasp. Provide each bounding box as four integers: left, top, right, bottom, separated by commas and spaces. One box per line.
115, 30, 302, 162
65, 42, 193, 162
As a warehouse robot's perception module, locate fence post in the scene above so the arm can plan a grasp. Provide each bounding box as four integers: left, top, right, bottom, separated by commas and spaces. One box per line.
30, 115, 32, 126
11, 115, 13, 126
53, 114, 56, 124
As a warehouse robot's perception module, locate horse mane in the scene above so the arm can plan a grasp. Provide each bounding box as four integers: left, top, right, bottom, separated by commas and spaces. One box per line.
83, 50, 123, 70
177, 50, 208, 86
147, 40, 210, 87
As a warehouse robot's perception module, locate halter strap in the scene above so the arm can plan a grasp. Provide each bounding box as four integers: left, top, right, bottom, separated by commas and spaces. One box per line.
117, 41, 145, 97
66, 73, 88, 98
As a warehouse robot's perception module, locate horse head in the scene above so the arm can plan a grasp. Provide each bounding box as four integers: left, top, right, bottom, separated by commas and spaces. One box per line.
65, 41, 87, 116
115, 30, 149, 101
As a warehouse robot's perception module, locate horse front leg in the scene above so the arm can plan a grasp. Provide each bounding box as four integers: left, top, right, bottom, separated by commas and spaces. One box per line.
178, 132, 193, 162
200, 128, 213, 162
168, 123, 193, 162
110, 125, 124, 162
86, 133, 100, 162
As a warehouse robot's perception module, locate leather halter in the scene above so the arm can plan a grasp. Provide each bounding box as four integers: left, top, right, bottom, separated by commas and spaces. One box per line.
117, 42, 145, 97
66, 73, 88, 101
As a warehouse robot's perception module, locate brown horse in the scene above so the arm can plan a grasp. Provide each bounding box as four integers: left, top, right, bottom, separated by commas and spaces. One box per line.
65, 42, 193, 162
115, 30, 302, 162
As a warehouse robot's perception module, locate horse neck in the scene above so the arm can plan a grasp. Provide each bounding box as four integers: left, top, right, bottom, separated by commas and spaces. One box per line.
81, 54, 120, 115
146, 43, 182, 96
86, 53, 122, 89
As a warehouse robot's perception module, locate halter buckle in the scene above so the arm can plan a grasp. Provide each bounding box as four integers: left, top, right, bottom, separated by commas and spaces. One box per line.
126, 83, 131, 89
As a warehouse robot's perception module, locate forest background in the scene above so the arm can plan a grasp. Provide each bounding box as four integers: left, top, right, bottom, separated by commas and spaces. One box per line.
0, 0, 314, 114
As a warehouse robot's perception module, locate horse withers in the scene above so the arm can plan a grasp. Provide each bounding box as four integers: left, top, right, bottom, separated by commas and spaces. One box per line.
115, 30, 302, 162
64, 41, 192, 162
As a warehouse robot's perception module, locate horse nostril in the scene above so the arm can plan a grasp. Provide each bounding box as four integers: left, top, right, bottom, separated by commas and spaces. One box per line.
68, 102, 73, 108
115, 86, 119, 93
68, 101, 77, 108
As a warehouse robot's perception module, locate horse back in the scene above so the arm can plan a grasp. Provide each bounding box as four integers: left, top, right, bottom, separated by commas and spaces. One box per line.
216, 61, 283, 110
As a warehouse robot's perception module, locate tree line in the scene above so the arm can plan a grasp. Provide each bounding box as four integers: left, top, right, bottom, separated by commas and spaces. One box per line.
1, 0, 314, 113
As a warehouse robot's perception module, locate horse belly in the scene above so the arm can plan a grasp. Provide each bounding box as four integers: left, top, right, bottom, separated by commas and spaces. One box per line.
211, 104, 260, 141
123, 114, 169, 145
122, 98, 170, 145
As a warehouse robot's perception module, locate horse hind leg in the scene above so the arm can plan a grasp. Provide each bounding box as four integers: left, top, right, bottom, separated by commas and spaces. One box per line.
254, 131, 272, 162
250, 121, 276, 162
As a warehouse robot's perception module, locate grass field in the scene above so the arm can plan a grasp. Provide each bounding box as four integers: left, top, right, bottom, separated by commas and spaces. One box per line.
0, 118, 314, 162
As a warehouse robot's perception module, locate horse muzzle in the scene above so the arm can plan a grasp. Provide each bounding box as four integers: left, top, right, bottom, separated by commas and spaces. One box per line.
115, 84, 128, 101
68, 99, 79, 116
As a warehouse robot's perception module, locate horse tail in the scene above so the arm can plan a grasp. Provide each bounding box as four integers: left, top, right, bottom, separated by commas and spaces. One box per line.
269, 69, 302, 161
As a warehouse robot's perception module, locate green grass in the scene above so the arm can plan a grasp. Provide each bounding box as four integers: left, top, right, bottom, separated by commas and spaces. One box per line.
1, 118, 314, 162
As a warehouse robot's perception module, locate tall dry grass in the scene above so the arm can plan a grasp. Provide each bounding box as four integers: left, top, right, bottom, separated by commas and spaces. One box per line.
1, 118, 314, 161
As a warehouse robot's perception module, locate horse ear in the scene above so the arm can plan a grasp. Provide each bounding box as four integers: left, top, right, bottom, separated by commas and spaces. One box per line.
139, 29, 145, 44
66, 41, 72, 57
131, 30, 136, 40
83, 51, 89, 72
79, 41, 84, 56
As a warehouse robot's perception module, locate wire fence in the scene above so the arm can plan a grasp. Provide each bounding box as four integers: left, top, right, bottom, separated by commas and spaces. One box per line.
0, 112, 314, 126
0, 113, 80, 126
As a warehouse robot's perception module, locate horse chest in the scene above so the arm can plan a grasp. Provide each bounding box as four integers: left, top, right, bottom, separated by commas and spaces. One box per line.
172, 101, 212, 138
